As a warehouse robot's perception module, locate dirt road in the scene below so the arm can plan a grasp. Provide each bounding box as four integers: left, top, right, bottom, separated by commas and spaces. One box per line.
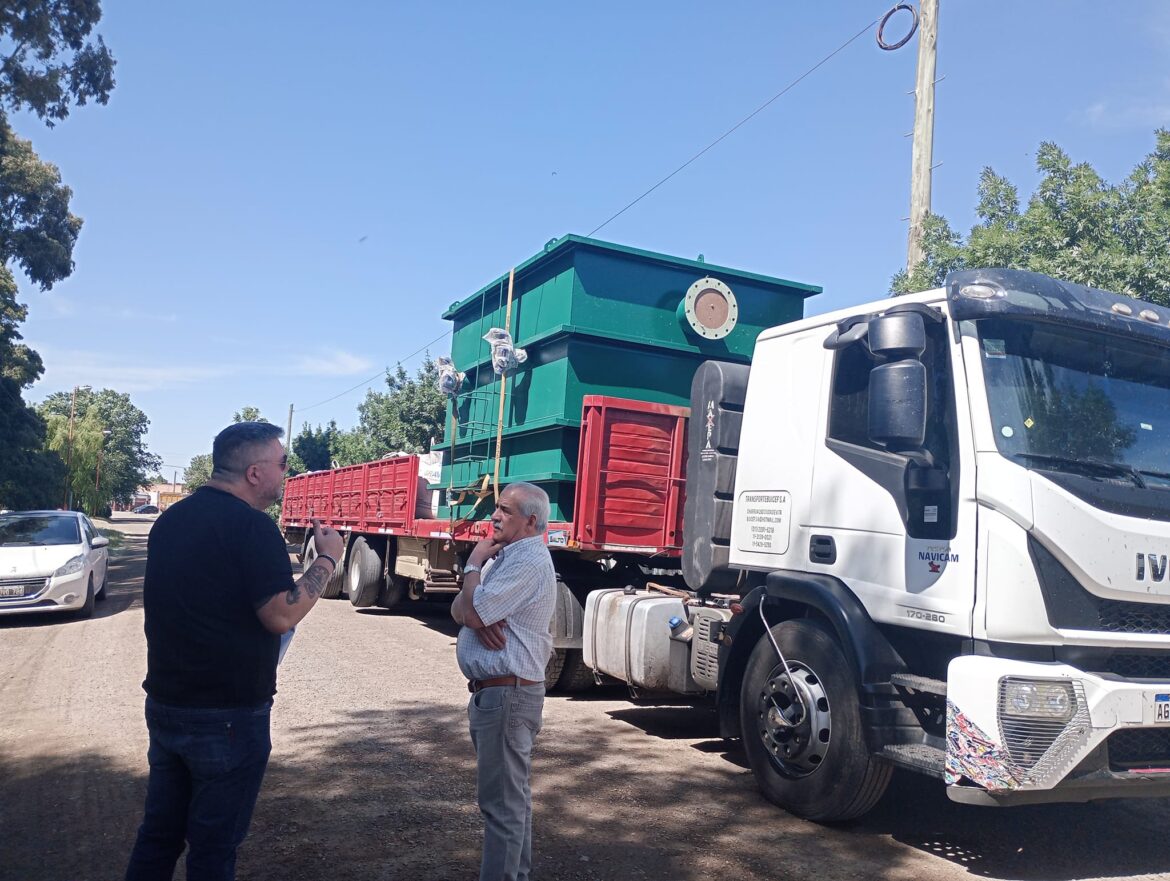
3, 515, 1170, 881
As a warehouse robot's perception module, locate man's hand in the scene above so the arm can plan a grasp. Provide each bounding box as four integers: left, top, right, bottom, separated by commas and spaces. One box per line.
476, 620, 507, 651
468, 536, 504, 569
312, 517, 344, 562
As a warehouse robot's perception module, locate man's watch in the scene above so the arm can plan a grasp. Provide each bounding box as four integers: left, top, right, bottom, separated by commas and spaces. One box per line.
464, 562, 482, 575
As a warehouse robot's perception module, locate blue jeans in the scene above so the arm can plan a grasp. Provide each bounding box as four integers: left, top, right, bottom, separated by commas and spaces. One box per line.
468, 684, 545, 881
124, 698, 273, 881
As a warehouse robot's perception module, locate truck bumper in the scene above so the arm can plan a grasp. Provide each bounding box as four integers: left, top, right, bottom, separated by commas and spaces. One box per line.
945, 656, 1170, 804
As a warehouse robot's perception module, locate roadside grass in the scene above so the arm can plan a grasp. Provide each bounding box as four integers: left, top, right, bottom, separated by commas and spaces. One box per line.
96, 528, 126, 551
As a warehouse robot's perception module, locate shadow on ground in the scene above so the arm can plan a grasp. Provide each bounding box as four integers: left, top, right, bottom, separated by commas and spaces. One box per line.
3, 700, 1170, 881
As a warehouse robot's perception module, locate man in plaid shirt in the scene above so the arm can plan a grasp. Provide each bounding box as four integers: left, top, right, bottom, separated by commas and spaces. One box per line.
452, 482, 556, 881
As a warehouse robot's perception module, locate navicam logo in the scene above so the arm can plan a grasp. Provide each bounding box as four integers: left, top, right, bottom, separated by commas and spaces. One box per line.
1137, 553, 1168, 582
918, 545, 959, 574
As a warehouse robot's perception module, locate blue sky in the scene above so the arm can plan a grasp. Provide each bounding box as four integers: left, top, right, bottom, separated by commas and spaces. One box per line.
17, 1, 1170, 476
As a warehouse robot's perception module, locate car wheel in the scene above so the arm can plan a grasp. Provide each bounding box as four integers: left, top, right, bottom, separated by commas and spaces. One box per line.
346, 537, 382, 608
95, 566, 109, 601
78, 575, 96, 619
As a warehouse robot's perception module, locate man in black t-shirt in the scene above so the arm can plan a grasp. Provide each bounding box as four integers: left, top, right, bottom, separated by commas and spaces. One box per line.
125, 422, 344, 881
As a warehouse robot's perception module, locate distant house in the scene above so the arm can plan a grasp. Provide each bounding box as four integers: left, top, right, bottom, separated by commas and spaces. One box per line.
146, 482, 188, 510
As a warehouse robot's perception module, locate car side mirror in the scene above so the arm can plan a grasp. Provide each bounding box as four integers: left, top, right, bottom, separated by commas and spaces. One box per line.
91, 535, 110, 549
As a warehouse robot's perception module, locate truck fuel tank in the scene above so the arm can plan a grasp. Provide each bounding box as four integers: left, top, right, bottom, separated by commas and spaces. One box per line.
583, 589, 701, 693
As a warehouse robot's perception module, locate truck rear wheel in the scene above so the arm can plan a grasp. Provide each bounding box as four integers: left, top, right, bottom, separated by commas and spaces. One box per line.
304, 534, 344, 599
739, 618, 891, 822
347, 537, 382, 607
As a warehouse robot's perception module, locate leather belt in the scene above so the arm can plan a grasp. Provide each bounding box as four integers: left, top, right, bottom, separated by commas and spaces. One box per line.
468, 675, 542, 693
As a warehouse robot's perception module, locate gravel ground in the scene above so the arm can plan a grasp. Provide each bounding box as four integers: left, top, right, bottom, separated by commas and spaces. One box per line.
3, 515, 1170, 881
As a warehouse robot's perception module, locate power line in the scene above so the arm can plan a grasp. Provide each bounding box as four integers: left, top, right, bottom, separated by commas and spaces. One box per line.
296, 328, 452, 413
587, 13, 884, 237
293, 14, 883, 418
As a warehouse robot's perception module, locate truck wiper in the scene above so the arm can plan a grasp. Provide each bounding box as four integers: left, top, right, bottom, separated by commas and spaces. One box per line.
1011, 453, 1147, 488
1136, 468, 1170, 484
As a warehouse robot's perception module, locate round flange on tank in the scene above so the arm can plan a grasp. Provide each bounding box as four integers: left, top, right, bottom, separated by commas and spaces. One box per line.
680, 276, 738, 340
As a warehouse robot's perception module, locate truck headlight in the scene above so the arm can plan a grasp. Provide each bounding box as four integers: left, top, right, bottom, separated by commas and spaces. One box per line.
1000, 677, 1076, 721
53, 555, 85, 578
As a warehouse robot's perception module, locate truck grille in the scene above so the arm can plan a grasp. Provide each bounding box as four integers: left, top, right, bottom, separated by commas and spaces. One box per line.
1108, 729, 1170, 770
1098, 599, 1170, 636
1096, 653, 1170, 681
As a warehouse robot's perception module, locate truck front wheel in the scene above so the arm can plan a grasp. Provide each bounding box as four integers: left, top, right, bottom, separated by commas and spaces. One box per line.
739, 618, 891, 822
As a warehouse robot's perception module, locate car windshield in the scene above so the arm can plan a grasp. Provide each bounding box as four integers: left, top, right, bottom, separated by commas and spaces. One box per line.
0, 515, 81, 546
976, 317, 1170, 487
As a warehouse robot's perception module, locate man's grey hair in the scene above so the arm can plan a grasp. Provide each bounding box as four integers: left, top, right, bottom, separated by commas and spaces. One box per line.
212, 422, 284, 477
504, 481, 549, 532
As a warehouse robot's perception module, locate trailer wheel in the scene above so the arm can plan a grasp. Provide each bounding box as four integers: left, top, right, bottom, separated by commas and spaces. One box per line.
739, 618, 891, 822
304, 534, 344, 599
347, 537, 382, 607
379, 574, 406, 611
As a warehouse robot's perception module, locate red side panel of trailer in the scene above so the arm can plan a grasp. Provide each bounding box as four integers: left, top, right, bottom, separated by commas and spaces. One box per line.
573, 396, 689, 554
281, 455, 419, 534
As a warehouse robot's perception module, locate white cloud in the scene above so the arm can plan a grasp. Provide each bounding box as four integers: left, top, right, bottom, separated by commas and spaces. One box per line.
289, 350, 376, 377
1082, 80, 1170, 130
33, 348, 239, 393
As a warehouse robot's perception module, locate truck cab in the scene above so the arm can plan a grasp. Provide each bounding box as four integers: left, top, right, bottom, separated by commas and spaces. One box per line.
693, 268, 1170, 819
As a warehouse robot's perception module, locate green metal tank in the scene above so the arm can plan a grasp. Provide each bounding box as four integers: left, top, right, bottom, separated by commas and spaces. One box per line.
436, 234, 819, 522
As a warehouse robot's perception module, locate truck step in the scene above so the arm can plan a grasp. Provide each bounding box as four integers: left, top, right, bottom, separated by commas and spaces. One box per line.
880, 743, 946, 779
890, 673, 947, 696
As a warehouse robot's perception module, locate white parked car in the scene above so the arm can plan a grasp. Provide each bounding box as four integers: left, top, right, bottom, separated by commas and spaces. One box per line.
0, 511, 110, 618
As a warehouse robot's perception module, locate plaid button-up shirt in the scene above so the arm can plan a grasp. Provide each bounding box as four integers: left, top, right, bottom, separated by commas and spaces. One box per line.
456, 534, 556, 682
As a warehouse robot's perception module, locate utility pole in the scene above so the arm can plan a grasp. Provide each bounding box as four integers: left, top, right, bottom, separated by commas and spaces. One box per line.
907, 0, 939, 274
285, 404, 294, 451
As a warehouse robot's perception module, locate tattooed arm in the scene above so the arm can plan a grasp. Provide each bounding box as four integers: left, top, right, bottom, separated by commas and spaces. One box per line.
256, 518, 344, 635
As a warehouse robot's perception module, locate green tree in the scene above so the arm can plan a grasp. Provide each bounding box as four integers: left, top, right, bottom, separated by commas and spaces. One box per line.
0, 3, 116, 509
892, 130, 1170, 305
233, 407, 268, 423
292, 420, 338, 473
332, 359, 446, 467
39, 388, 161, 509
0, 3, 115, 126
184, 453, 212, 491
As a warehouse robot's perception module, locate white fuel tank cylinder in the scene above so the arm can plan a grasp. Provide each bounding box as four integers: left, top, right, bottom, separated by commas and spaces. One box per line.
583, 589, 699, 692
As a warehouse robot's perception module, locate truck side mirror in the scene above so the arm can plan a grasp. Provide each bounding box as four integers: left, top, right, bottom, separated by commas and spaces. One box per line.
869, 360, 927, 450
868, 311, 926, 358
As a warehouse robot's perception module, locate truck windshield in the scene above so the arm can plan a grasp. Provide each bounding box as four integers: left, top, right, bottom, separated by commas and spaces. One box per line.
976, 317, 1170, 488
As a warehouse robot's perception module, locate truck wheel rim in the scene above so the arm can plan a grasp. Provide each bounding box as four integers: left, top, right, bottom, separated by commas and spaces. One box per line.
754, 661, 831, 778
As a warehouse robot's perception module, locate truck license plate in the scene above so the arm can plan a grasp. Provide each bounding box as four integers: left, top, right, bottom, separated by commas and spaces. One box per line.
1156, 694, 1170, 723
0, 585, 24, 597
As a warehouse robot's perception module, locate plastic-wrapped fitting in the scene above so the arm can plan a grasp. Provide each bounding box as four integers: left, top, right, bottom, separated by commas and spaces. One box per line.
435, 356, 465, 396
482, 328, 528, 375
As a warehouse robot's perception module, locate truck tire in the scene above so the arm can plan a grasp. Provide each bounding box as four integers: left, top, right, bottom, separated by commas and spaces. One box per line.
556, 649, 595, 691
544, 650, 567, 689
739, 618, 891, 822
304, 534, 345, 599
347, 537, 382, 608
379, 574, 406, 611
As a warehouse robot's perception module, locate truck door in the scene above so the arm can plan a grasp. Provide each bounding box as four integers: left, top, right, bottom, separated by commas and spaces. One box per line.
807, 302, 978, 643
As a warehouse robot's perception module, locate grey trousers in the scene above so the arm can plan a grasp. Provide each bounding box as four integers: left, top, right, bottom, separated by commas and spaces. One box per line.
468, 683, 545, 881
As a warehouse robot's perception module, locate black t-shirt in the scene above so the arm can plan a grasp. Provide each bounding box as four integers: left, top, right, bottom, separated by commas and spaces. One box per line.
142, 485, 295, 707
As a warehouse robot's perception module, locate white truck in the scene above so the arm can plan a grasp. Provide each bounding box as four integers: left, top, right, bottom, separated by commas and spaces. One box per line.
585, 267, 1170, 820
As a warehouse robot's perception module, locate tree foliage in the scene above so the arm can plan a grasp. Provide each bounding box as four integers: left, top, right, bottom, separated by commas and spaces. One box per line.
291, 421, 338, 473
0, 2, 116, 509
0, 1, 115, 126
183, 453, 212, 491
329, 360, 445, 467
38, 388, 160, 509
232, 406, 268, 424
892, 130, 1170, 305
